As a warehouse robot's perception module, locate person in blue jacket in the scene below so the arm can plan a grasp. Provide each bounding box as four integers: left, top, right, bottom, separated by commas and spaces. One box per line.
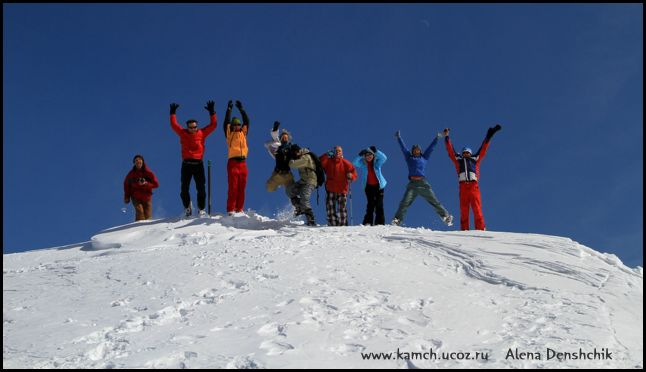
352, 146, 388, 225
392, 130, 453, 227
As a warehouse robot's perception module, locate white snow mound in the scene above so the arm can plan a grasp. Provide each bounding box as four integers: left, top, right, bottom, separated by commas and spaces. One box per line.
3, 212, 642, 368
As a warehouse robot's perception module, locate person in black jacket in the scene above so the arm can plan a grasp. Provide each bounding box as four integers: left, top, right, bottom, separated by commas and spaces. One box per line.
264, 121, 295, 196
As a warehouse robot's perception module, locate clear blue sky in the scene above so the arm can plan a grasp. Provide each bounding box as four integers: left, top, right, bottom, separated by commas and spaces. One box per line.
3, 4, 643, 267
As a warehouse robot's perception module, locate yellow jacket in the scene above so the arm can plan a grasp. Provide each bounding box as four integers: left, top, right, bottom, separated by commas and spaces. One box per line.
226, 126, 249, 159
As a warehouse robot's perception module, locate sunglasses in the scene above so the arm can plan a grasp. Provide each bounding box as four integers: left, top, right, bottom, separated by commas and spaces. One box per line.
188, 125, 198, 129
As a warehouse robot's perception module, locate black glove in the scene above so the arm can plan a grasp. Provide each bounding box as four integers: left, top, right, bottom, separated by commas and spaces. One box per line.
227, 100, 233, 110
204, 100, 215, 115
170, 103, 179, 115
272, 121, 280, 132
370, 146, 377, 153
395, 130, 401, 139
486, 124, 502, 140
235, 100, 243, 110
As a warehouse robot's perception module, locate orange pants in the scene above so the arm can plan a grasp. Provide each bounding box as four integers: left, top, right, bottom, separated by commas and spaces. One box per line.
459, 182, 485, 230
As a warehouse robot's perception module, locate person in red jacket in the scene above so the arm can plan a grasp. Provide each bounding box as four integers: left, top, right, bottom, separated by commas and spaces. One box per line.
320, 146, 358, 226
123, 154, 160, 221
170, 101, 217, 217
443, 124, 501, 230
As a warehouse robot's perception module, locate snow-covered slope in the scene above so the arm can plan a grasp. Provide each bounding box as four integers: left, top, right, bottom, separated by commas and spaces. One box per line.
3, 213, 643, 368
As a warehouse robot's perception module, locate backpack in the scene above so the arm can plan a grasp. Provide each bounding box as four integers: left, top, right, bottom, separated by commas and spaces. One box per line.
306, 151, 326, 188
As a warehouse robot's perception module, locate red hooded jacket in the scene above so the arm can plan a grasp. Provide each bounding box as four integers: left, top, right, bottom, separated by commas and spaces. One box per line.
124, 164, 159, 202
320, 154, 357, 194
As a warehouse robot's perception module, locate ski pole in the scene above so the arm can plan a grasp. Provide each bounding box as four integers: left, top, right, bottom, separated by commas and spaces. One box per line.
208, 160, 212, 216
348, 182, 353, 225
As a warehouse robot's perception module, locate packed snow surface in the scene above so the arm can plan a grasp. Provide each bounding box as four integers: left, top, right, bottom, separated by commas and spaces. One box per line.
3, 212, 643, 368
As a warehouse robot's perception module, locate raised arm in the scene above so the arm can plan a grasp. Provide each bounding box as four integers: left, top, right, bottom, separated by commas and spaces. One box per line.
264, 122, 281, 159
443, 128, 460, 170
223, 100, 233, 138
201, 100, 217, 137
169, 103, 183, 136
270, 121, 280, 142
351, 155, 365, 170
474, 124, 502, 161
473, 124, 502, 162
373, 147, 387, 165
422, 135, 439, 160
236, 100, 250, 130
395, 131, 410, 159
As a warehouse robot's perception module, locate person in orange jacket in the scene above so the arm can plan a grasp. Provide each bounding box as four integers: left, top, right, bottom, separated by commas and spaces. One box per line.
123, 154, 159, 221
320, 146, 358, 226
443, 124, 501, 230
170, 101, 217, 217
223, 100, 250, 215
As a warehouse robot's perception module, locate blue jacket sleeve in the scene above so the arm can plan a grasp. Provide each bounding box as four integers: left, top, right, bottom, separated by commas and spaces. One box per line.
397, 136, 410, 159
351, 156, 365, 170
423, 136, 439, 160
375, 150, 387, 165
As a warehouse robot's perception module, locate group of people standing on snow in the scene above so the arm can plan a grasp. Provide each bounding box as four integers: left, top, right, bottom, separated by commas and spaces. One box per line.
123, 100, 502, 231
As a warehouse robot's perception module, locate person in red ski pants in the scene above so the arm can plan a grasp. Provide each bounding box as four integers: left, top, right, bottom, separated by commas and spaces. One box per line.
223, 100, 250, 215
442, 125, 501, 230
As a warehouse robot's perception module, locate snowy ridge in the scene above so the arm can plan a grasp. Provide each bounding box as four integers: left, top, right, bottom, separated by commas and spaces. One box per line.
3, 212, 643, 369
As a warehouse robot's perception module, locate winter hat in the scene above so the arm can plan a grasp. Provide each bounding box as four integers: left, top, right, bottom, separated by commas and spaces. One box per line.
461, 147, 472, 155
132, 154, 145, 164
411, 144, 422, 153
231, 117, 242, 126
359, 148, 375, 156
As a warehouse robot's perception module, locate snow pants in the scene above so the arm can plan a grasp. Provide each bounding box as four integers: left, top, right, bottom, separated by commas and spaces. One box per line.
394, 178, 450, 224
266, 170, 294, 197
459, 181, 485, 230
287, 180, 316, 225
180, 160, 206, 211
227, 159, 248, 213
363, 184, 385, 226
